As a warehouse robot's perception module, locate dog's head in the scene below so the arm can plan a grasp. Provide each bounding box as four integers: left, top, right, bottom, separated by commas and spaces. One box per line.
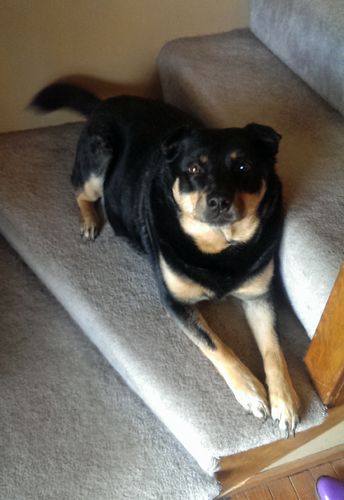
162, 123, 281, 229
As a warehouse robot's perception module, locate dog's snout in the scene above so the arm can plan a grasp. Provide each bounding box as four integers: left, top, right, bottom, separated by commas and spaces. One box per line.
207, 195, 231, 213
204, 192, 239, 224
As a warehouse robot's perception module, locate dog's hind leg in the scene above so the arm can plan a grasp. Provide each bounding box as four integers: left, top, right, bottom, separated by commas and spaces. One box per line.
76, 175, 103, 240
73, 133, 113, 241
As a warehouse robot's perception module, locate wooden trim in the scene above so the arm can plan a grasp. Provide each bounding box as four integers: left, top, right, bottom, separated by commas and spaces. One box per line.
305, 263, 344, 406
227, 444, 344, 496
217, 405, 344, 497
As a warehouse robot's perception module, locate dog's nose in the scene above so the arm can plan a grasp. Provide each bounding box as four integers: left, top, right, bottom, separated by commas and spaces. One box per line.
207, 195, 231, 213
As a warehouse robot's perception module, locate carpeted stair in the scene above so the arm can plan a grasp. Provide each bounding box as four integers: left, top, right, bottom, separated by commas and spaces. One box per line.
0, 123, 325, 477
2, 0, 343, 497
0, 237, 219, 500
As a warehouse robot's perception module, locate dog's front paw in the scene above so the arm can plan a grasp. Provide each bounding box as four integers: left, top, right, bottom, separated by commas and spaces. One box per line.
231, 372, 270, 420
270, 383, 300, 436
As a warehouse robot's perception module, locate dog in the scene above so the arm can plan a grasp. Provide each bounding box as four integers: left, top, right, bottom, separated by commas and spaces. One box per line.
31, 82, 300, 434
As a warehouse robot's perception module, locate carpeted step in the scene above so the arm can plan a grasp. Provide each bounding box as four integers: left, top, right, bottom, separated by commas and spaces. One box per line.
250, 0, 344, 116
0, 121, 325, 474
158, 28, 344, 340
0, 236, 219, 499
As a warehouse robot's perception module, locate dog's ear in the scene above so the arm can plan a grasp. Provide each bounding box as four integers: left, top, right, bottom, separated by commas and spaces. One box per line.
245, 123, 282, 156
161, 125, 192, 162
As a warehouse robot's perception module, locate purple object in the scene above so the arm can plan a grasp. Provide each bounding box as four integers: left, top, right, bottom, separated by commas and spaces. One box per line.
316, 476, 344, 500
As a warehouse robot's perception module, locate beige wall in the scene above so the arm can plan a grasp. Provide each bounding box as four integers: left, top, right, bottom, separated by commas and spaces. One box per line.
0, 0, 249, 133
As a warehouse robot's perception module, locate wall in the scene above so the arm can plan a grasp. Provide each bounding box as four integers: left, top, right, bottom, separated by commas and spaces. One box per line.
0, 0, 249, 133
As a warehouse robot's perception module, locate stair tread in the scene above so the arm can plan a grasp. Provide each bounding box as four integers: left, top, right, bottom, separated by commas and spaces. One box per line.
0, 123, 324, 473
0, 236, 219, 499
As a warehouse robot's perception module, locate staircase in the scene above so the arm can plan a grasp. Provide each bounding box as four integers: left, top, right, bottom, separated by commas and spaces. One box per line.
2, 0, 344, 498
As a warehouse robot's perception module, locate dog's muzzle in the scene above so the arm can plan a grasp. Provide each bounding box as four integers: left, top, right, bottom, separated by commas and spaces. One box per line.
205, 193, 239, 225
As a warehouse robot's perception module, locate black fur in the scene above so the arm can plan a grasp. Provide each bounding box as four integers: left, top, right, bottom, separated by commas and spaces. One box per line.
31, 83, 100, 116
32, 83, 283, 350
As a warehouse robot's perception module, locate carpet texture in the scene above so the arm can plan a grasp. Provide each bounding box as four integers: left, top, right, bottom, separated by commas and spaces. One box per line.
251, 0, 344, 117
0, 123, 325, 474
158, 29, 344, 340
0, 237, 220, 500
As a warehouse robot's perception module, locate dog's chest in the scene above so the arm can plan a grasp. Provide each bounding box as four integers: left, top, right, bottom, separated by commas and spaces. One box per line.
159, 256, 215, 303
160, 255, 274, 304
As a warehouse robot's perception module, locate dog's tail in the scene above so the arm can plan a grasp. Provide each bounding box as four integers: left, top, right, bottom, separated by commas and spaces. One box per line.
30, 82, 100, 117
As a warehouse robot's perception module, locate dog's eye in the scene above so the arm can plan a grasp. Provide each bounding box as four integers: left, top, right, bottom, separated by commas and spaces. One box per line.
188, 163, 202, 175
236, 162, 252, 174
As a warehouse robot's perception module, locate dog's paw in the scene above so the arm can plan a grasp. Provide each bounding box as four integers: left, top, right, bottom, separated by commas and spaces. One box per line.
231, 373, 270, 420
80, 218, 99, 241
270, 384, 300, 436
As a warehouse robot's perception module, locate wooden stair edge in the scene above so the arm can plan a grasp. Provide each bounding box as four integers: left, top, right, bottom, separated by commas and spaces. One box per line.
305, 262, 344, 406
216, 405, 344, 497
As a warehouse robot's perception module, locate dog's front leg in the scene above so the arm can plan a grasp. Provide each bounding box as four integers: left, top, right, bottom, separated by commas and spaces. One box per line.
165, 298, 270, 420
242, 297, 300, 434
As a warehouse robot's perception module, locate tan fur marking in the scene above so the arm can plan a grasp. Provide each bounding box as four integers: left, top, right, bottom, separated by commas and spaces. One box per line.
230, 214, 259, 242
160, 255, 213, 303
230, 150, 239, 160
233, 260, 274, 299
82, 175, 104, 201
230, 182, 267, 243
239, 188, 266, 214
180, 215, 231, 254
172, 178, 200, 214
196, 313, 269, 418
76, 175, 103, 240
243, 299, 300, 430
77, 195, 97, 222
172, 177, 267, 254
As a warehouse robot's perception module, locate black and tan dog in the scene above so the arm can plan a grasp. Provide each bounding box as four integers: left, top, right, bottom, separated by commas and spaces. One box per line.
32, 82, 300, 433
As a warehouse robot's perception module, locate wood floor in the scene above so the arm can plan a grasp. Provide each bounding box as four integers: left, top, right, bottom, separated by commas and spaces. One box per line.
230, 456, 344, 499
